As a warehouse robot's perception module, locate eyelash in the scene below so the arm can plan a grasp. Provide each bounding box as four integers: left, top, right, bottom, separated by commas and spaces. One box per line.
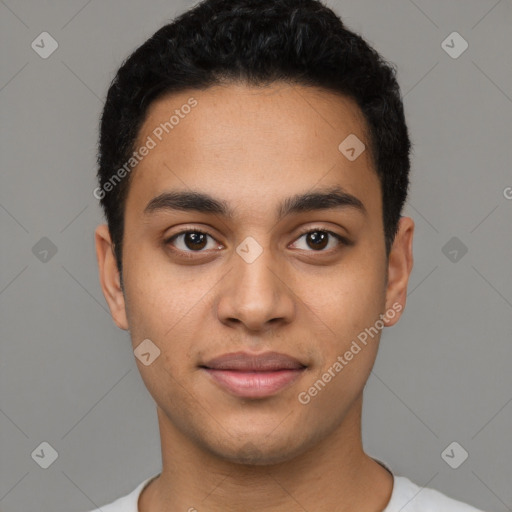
164, 227, 350, 257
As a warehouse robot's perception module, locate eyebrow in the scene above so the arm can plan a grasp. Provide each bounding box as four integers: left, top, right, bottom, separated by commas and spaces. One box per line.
143, 185, 367, 221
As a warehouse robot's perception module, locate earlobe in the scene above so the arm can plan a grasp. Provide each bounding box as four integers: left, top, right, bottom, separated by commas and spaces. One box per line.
384, 216, 414, 327
94, 224, 129, 330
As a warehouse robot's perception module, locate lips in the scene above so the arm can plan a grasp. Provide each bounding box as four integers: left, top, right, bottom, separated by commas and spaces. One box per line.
200, 351, 307, 398
202, 351, 306, 372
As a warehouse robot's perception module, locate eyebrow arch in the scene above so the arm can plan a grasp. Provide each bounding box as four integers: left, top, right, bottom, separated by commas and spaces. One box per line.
143, 185, 366, 221
277, 186, 367, 220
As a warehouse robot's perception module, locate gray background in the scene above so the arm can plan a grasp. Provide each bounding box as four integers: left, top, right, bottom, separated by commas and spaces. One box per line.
1, 0, 511, 511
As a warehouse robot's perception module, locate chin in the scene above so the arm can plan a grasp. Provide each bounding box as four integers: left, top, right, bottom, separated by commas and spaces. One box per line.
203, 433, 311, 467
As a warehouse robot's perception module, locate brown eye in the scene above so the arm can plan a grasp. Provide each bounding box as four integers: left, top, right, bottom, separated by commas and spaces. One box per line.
182, 232, 208, 250
291, 229, 348, 252
166, 230, 219, 253
305, 231, 329, 250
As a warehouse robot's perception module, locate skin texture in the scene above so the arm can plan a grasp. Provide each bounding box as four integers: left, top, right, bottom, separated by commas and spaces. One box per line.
95, 82, 414, 511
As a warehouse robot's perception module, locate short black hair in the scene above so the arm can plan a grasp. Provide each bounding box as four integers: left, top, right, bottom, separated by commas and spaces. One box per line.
97, 0, 411, 278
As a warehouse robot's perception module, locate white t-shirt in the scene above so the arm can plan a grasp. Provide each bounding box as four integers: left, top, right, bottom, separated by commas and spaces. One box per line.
85, 462, 483, 512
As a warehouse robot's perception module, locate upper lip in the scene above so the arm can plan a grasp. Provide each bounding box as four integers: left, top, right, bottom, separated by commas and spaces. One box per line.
201, 351, 306, 372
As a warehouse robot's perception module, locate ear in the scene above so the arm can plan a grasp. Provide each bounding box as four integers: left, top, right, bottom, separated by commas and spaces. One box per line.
384, 216, 414, 327
95, 224, 129, 330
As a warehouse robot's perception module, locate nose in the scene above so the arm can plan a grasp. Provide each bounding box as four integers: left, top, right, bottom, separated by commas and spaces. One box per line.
215, 241, 296, 333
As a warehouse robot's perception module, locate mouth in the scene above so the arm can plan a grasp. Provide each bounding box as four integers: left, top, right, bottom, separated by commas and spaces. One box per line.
199, 351, 307, 399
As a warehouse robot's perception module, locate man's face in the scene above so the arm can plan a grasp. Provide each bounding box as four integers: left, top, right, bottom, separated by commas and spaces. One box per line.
97, 82, 411, 464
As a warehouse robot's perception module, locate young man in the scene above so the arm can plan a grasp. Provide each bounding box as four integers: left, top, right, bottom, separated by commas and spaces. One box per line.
91, 0, 482, 510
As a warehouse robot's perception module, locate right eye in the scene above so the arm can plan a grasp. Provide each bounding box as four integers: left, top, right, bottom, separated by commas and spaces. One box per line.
165, 229, 223, 254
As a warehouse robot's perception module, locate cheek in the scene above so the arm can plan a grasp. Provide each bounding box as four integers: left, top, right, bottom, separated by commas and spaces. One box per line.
123, 257, 194, 334
297, 275, 385, 413
300, 259, 386, 341
123, 263, 215, 373
296, 256, 387, 395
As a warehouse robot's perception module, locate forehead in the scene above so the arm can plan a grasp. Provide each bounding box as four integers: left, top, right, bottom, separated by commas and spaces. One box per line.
126, 82, 380, 221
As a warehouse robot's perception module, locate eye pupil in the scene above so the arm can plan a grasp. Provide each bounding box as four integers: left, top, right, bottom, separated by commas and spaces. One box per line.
307, 231, 328, 250
185, 232, 207, 250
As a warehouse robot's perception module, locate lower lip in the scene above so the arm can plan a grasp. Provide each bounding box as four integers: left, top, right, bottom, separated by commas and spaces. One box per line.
203, 368, 305, 398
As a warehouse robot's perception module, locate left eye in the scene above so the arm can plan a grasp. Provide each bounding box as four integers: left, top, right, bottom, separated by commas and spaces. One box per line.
291, 230, 345, 251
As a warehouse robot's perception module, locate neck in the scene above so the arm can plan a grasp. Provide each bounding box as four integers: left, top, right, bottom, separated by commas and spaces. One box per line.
139, 395, 393, 512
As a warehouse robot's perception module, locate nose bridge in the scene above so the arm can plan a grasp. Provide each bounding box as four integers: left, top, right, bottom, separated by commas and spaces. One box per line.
236, 243, 277, 299
216, 235, 295, 330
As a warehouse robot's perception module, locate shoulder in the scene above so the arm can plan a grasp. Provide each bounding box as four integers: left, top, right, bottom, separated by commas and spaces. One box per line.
385, 475, 484, 512
82, 475, 157, 512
